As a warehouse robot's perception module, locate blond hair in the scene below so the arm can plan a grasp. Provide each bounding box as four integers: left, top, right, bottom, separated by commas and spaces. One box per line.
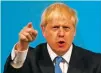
40, 3, 78, 27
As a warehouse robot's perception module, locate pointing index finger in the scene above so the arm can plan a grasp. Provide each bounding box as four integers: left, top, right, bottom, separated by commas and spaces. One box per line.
27, 22, 33, 28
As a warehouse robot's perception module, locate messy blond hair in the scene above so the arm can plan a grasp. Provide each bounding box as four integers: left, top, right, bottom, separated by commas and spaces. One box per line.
40, 3, 78, 27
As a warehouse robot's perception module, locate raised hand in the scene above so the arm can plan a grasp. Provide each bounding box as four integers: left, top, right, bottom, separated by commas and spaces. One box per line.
16, 22, 38, 51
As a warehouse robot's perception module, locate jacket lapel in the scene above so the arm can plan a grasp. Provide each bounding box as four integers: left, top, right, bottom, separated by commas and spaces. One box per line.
67, 44, 85, 73
37, 43, 54, 73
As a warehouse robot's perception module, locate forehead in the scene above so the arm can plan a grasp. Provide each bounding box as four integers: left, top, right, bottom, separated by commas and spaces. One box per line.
47, 11, 74, 26
46, 9, 75, 25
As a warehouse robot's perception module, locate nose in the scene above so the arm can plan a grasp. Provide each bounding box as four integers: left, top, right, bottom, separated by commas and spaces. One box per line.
58, 27, 65, 37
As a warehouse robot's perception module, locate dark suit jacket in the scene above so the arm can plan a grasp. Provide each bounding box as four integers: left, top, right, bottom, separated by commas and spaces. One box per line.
4, 43, 101, 73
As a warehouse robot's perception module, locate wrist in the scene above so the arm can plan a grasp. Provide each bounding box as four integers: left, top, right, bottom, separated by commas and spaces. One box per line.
15, 41, 29, 51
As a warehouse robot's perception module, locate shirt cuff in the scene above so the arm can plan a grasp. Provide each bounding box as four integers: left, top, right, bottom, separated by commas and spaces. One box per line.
11, 43, 28, 68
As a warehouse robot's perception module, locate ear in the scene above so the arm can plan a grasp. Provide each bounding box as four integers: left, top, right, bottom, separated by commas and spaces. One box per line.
41, 25, 46, 38
74, 28, 76, 36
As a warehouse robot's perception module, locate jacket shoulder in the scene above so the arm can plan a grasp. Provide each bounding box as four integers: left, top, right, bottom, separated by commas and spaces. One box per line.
74, 45, 101, 62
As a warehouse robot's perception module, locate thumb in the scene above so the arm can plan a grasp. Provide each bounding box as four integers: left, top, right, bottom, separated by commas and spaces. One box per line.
27, 22, 33, 28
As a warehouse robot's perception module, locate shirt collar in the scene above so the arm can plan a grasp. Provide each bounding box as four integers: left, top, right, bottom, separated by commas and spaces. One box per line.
47, 44, 57, 62
47, 43, 73, 63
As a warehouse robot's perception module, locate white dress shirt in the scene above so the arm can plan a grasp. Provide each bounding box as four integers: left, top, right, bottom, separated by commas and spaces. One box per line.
11, 43, 73, 73
47, 44, 73, 73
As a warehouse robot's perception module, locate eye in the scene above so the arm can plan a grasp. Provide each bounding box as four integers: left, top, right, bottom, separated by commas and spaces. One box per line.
53, 26, 59, 29
63, 26, 70, 30
63, 26, 70, 29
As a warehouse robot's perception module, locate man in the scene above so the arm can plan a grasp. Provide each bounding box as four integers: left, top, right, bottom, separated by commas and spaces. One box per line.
4, 3, 101, 73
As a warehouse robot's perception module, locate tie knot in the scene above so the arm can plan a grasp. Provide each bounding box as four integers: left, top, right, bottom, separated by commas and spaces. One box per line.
55, 56, 63, 65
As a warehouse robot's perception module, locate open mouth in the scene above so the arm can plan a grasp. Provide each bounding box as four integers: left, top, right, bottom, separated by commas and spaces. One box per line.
58, 41, 65, 47
58, 41, 65, 44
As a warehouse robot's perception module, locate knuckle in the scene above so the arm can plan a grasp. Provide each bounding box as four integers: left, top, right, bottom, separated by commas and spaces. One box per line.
26, 33, 29, 36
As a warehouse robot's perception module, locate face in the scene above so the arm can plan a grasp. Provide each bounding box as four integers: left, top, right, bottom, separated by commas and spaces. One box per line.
41, 18, 76, 56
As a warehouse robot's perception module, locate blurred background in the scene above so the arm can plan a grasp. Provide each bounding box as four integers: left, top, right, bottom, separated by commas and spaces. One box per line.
1, 1, 101, 73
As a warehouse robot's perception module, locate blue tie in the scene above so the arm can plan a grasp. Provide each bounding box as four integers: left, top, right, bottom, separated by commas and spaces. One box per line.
55, 56, 63, 73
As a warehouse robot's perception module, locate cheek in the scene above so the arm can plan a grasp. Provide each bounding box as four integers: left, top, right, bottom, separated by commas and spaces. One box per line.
65, 32, 75, 40
46, 32, 58, 43
46, 30, 57, 37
